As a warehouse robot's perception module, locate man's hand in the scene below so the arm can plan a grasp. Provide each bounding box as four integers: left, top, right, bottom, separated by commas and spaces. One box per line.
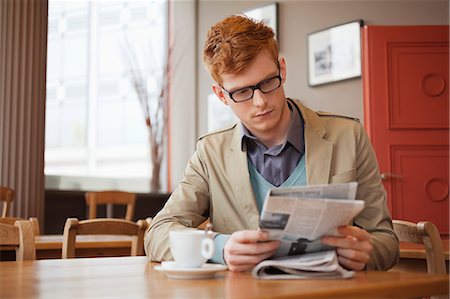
224, 230, 280, 272
321, 225, 373, 271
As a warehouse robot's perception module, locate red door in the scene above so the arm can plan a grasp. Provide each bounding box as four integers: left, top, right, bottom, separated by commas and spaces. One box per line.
362, 26, 449, 236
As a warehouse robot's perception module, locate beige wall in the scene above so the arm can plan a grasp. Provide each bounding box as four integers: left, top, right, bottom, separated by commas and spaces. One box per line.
170, 0, 448, 188
170, 0, 198, 189
198, 0, 448, 131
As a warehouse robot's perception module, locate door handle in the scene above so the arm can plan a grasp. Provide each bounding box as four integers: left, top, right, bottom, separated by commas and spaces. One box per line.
381, 172, 403, 180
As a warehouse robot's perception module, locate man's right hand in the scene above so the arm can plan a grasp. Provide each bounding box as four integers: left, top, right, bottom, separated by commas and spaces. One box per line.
223, 230, 280, 272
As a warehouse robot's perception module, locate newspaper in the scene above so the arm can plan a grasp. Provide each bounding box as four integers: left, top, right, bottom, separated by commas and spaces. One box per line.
252, 250, 354, 279
259, 182, 364, 258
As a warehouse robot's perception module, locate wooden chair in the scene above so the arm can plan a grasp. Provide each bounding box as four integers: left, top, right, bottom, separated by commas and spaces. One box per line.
393, 219, 446, 275
85, 191, 136, 221
0, 187, 15, 217
62, 217, 148, 259
0, 220, 36, 261
0, 217, 40, 236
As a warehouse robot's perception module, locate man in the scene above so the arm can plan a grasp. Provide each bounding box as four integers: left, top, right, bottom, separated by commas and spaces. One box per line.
145, 15, 399, 272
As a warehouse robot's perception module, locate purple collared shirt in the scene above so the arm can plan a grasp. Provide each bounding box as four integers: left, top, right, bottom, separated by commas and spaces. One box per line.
241, 99, 305, 187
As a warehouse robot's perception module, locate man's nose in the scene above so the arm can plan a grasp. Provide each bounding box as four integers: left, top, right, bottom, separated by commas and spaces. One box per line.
252, 89, 268, 107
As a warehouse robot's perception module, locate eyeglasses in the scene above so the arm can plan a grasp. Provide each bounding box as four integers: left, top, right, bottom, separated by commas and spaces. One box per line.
220, 72, 282, 103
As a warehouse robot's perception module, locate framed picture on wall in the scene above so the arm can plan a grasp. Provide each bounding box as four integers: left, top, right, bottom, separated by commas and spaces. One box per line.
243, 3, 278, 39
307, 20, 364, 86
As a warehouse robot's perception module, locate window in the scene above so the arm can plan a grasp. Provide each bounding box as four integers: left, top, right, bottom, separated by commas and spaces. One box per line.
45, 1, 168, 192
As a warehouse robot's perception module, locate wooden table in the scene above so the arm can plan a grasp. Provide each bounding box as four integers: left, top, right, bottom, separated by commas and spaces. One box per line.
393, 240, 450, 273
35, 234, 133, 259
400, 239, 449, 260
1, 235, 133, 260
0, 256, 448, 298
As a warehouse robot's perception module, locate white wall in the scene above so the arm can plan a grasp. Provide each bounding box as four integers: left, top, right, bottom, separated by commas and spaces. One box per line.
169, 0, 449, 189
170, 0, 198, 188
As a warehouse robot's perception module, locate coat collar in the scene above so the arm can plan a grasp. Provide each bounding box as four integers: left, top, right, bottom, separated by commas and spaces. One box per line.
293, 99, 333, 185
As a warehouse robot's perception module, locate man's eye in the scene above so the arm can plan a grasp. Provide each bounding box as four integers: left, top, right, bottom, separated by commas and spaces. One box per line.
261, 78, 275, 87
234, 88, 252, 96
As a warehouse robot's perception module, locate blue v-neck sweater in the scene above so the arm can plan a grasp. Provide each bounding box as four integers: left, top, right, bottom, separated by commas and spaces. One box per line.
211, 155, 307, 264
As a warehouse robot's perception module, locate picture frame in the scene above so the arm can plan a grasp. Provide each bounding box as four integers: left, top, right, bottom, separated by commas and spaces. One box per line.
307, 20, 364, 86
243, 3, 278, 39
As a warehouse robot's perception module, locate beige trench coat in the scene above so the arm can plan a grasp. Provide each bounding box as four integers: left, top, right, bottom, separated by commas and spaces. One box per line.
145, 100, 399, 270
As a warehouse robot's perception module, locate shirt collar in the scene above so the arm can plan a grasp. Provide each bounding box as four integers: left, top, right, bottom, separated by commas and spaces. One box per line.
240, 99, 304, 153
285, 100, 304, 153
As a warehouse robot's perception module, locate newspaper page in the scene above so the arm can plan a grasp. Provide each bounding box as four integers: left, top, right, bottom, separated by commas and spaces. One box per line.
252, 250, 355, 280
259, 182, 364, 258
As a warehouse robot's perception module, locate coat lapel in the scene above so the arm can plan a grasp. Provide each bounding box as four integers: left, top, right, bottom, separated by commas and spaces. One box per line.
296, 102, 333, 185
226, 125, 260, 228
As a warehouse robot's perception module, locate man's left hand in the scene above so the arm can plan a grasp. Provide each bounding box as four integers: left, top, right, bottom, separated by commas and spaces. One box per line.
321, 225, 373, 271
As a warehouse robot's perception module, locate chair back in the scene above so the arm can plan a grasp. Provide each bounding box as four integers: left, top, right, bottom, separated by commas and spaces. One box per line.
85, 191, 136, 221
393, 219, 446, 275
0, 220, 36, 261
0, 187, 15, 218
62, 217, 148, 259
0, 217, 40, 236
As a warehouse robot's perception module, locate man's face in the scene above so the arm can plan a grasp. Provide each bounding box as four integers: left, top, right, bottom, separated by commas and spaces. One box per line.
213, 50, 288, 139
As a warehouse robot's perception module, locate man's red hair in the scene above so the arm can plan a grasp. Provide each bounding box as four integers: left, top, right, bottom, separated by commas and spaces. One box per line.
203, 15, 279, 84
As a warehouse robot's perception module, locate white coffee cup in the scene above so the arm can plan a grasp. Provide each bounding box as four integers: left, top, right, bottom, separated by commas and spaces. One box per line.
169, 230, 215, 268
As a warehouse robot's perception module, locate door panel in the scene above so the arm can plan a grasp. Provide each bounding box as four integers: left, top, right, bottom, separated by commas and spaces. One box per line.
362, 25, 449, 235
389, 44, 448, 128
391, 145, 449, 234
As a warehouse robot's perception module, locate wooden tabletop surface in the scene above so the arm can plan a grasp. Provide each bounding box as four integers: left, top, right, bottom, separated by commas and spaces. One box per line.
0, 256, 448, 299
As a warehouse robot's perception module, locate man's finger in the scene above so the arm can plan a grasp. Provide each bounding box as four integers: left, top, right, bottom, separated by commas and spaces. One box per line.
337, 255, 366, 271
227, 240, 280, 255
226, 250, 277, 267
227, 263, 255, 272
231, 230, 270, 243
337, 225, 371, 241
321, 236, 372, 252
336, 248, 370, 264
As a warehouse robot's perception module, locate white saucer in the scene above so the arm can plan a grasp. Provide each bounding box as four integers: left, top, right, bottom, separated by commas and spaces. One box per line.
154, 261, 227, 279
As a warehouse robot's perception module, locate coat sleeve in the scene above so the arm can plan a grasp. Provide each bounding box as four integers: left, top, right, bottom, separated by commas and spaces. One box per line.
353, 122, 399, 270
144, 140, 210, 261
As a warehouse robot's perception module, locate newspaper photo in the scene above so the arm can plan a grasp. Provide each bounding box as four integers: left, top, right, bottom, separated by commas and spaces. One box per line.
259, 182, 364, 258
252, 250, 355, 280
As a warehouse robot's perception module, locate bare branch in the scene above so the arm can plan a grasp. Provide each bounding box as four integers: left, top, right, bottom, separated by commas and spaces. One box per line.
120, 30, 173, 191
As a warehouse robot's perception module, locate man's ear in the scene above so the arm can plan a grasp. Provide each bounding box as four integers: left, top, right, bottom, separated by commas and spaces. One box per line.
212, 84, 229, 106
279, 57, 287, 84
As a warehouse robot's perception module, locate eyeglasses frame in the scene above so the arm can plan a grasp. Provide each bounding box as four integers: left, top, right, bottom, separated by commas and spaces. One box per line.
219, 66, 282, 103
